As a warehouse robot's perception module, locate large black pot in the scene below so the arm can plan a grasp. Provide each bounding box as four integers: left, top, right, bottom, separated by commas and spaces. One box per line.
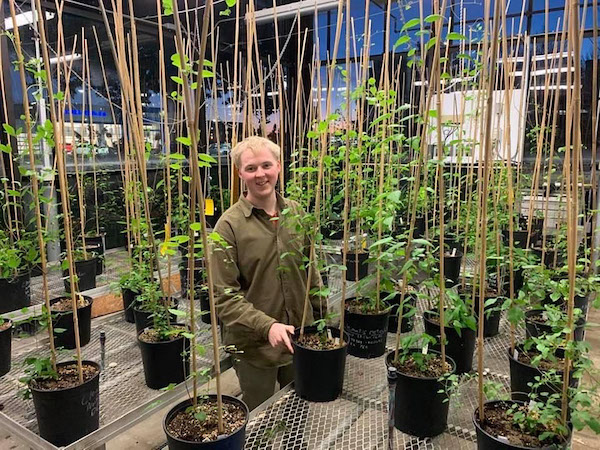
30, 360, 100, 446
507, 346, 577, 403
85, 235, 105, 275
292, 326, 347, 402
0, 321, 12, 376
138, 327, 190, 389
386, 350, 456, 438
524, 309, 585, 342
344, 299, 390, 358
345, 251, 369, 282
443, 249, 463, 287
179, 259, 205, 300
414, 216, 427, 238
0, 272, 31, 314
473, 400, 570, 450
121, 287, 139, 323
63, 258, 98, 293
164, 395, 249, 450
423, 310, 476, 374
133, 299, 179, 334
386, 291, 416, 333
51, 296, 93, 349
502, 229, 537, 249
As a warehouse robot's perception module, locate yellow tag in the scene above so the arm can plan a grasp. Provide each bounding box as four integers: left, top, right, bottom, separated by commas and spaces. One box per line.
361, 236, 367, 250
205, 198, 214, 216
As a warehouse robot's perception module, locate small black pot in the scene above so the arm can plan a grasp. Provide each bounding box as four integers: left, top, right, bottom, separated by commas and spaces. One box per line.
133, 299, 179, 335
0, 321, 12, 377
163, 395, 249, 449
524, 309, 585, 342
386, 291, 417, 333
532, 247, 565, 268
443, 249, 463, 287
386, 350, 456, 438
138, 328, 190, 389
31, 360, 100, 446
85, 235, 105, 275
503, 268, 525, 296
345, 251, 369, 282
423, 310, 476, 374
467, 294, 502, 338
541, 294, 589, 316
508, 346, 577, 403
0, 272, 31, 314
344, 299, 390, 358
63, 258, 98, 293
292, 326, 347, 402
473, 400, 570, 450
121, 287, 140, 323
199, 289, 212, 325
51, 296, 93, 349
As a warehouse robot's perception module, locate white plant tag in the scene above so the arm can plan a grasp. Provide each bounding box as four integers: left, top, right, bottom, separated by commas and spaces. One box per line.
327, 329, 333, 340
422, 343, 429, 355
528, 400, 535, 411
497, 436, 510, 444
513, 349, 518, 360
451, 248, 457, 257
334, 337, 340, 345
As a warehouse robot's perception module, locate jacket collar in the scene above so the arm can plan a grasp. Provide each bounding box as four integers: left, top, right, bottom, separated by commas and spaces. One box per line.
239, 192, 287, 218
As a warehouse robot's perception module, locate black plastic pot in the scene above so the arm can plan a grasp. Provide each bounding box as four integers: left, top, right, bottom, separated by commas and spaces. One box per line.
443, 249, 463, 287
86, 235, 105, 275
467, 294, 502, 338
502, 229, 537, 249
30, 360, 100, 447
541, 294, 589, 316
179, 259, 205, 299
51, 296, 93, 349
473, 400, 570, 450
121, 287, 139, 323
423, 310, 476, 374
0, 321, 12, 377
138, 327, 190, 389
503, 268, 525, 296
386, 350, 456, 438
292, 326, 347, 402
63, 258, 98, 293
164, 395, 249, 449
133, 299, 179, 334
532, 247, 565, 268
345, 251, 369, 281
344, 299, 390, 358
524, 309, 585, 342
414, 216, 427, 238
387, 291, 416, 333
0, 272, 31, 314
199, 289, 212, 325
507, 346, 577, 403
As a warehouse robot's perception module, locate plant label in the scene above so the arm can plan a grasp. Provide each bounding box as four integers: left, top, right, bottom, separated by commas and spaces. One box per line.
422, 343, 429, 355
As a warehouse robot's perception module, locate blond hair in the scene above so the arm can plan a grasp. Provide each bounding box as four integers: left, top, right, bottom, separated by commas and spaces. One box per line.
231, 136, 281, 169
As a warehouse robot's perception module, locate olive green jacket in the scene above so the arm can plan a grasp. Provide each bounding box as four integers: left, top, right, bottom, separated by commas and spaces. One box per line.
210, 193, 324, 368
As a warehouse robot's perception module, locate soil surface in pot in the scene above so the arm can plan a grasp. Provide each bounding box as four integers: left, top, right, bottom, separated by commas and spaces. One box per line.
345, 298, 386, 315
389, 354, 451, 377
31, 363, 98, 391
50, 296, 89, 312
139, 327, 186, 343
0, 321, 11, 332
517, 350, 564, 371
296, 332, 338, 350
166, 401, 245, 442
478, 401, 565, 448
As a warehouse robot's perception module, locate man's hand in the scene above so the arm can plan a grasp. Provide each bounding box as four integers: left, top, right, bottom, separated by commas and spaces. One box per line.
268, 323, 295, 353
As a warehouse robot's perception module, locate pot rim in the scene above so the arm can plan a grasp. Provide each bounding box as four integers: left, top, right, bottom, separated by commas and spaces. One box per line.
30, 360, 101, 394
291, 326, 349, 352
385, 349, 456, 380
137, 326, 189, 344
344, 297, 392, 316
506, 345, 567, 375
50, 295, 93, 311
163, 394, 249, 445
473, 399, 570, 450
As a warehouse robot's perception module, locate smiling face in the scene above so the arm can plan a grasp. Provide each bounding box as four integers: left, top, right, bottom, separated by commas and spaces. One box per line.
238, 146, 281, 205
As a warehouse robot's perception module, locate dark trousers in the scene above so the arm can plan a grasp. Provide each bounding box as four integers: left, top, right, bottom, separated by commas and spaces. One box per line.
233, 358, 294, 411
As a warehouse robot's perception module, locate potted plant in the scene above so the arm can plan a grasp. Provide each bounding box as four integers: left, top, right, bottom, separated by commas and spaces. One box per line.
0, 231, 35, 314
0, 318, 12, 376
62, 247, 98, 293
50, 294, 93, 349
386, 333, 457, 437
118, 262, 153, 323
133, 281, 178, 334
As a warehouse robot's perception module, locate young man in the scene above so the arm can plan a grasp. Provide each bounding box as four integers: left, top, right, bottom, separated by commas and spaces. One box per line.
210, 136, 324, 410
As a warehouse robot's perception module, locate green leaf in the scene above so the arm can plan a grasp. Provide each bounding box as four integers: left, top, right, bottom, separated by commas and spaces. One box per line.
394, 35, 411, 48
176, 136, 191, 146
401, 18, 421, 32
170, 76, 183, 85
201, 70, 214, 78
225, 0, 236, 6
2, 123, 16, 137
162, 0, 173, 16
447, 32, 466, 40
190, 222, 202, 231
219, 8, 231, 16
0, 143, 11, 154
169, 152, 186, 160
425, 14, 443, 23
168, 308, 187, 317
198, 153, 217, 163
